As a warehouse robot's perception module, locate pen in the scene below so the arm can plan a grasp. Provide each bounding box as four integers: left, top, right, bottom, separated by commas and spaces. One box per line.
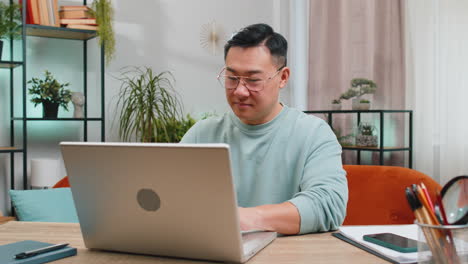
15, 243, 69, 259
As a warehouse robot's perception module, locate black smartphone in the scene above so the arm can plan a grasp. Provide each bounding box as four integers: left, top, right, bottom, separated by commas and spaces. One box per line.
363, 233, 419, 253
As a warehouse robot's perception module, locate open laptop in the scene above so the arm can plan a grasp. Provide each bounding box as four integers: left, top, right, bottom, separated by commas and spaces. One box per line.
60, 142, 276, 263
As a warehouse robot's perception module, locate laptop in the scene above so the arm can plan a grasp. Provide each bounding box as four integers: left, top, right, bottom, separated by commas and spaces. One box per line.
60, 142, 276, 263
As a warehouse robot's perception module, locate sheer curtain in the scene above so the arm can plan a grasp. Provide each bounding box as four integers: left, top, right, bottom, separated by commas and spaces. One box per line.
405, 0, 468, 184
308, 0, 407, 166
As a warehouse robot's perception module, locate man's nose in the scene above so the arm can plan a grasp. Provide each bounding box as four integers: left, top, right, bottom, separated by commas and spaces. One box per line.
233, 79, 250, 97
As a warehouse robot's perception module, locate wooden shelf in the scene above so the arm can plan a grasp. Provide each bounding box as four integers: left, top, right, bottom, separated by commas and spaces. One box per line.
342, 146, 410, 152
0, 60, 23, 68
13, 117, 103, 121
26, 24, 97, 40
0, 147, 23, 153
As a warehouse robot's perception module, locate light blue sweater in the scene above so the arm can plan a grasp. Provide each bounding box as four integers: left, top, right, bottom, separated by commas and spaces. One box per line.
181, 105, 348, 234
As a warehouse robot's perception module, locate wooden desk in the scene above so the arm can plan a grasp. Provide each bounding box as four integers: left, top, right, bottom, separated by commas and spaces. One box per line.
0, 222, 388, 263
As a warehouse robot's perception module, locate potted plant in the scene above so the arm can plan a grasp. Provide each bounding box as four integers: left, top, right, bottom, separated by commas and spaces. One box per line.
0, 2, 22, 60
28, 71, 72, 118
115, 66, 195, 142
331, 99, 342, 111
355, 122, 378, 147
90, 0, 115, 65
339, 78, 377, 110
359, 99, 370, 110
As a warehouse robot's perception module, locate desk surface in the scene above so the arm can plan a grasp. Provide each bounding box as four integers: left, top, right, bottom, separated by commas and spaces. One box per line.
0, 222, 389, 263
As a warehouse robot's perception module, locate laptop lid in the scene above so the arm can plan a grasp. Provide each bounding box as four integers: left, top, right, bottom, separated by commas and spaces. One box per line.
61, 142, 245, 262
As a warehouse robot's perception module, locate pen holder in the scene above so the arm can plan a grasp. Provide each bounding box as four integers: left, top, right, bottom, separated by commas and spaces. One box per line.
416, 221, 468, 264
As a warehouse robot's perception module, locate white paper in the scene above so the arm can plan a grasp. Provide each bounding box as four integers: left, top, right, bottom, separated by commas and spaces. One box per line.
338, 224, 428, 264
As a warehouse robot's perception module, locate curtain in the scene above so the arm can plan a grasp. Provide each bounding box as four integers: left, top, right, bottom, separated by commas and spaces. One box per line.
308, 0, 407, 166
405, 0, 468, 184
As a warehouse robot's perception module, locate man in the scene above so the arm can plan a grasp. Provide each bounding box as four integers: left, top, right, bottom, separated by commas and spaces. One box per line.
181, 23, 348, 235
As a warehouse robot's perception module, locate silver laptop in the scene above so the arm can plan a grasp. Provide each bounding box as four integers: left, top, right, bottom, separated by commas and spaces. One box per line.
60, 142, 276, 263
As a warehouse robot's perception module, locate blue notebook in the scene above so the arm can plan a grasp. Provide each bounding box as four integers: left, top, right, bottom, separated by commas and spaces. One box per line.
0, 240, 77, 264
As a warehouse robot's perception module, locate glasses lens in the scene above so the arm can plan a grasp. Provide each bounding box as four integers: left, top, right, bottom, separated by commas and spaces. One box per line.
219, 76, 239, 89
243, 78, 263, 91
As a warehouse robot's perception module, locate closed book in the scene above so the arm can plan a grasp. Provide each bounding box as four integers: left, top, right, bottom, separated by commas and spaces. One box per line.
66, 24, 98, 30
60, 5, 88, 11
30, 0, 41, 24
60, 18, 96, 25
59, 9, 91, 19
0, 240, 77, 264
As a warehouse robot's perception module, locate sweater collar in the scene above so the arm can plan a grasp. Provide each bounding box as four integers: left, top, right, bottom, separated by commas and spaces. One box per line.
229, 104, 289, 133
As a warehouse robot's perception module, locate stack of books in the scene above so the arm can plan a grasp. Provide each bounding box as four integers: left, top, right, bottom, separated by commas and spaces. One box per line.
22, 0, 60, 27
59, 6, 97, 30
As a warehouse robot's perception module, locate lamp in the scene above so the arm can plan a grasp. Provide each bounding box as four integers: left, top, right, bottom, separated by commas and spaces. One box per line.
30, 159, 61, 189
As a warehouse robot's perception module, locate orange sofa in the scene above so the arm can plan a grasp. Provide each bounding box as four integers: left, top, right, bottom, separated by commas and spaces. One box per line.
54, 165, 442, 226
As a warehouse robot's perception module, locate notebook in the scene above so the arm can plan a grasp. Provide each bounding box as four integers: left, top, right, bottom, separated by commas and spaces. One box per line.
0, 240, 76, 264
61, 142, 276, 263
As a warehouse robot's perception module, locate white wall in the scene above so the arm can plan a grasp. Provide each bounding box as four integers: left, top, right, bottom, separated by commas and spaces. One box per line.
0, 0, 289, 214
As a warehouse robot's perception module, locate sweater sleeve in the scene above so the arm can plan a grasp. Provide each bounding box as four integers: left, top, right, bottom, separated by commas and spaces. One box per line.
288, 122, 348, 234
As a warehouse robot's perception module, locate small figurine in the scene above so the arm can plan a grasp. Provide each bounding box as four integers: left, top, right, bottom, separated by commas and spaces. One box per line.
71, 92, 85, 118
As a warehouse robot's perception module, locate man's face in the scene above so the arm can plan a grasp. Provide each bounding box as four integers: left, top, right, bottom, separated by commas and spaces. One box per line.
224, 46, 289, 125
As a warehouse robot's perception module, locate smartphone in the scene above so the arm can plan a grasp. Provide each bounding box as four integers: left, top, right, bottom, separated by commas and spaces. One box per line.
363, 233, 419, 253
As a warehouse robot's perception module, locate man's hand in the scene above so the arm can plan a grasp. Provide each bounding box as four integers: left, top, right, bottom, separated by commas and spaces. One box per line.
239, 207, 264, 231
238, 202, 301, 235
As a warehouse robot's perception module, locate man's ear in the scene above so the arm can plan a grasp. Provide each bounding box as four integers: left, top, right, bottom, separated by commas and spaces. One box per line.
279, 67, 290, 89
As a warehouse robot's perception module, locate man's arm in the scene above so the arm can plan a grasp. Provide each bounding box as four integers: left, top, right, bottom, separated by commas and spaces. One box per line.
239, 202, 300, 235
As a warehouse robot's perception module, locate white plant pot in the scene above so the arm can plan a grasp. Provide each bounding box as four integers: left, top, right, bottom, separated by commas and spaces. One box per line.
359, 102, 370, 110
331, 103, 342, 110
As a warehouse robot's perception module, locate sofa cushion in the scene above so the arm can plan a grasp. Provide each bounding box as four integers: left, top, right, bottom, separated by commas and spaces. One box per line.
9, 188, 78, 223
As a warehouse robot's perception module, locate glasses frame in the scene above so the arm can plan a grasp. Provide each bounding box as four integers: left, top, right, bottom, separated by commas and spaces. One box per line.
216, 66, 285, 92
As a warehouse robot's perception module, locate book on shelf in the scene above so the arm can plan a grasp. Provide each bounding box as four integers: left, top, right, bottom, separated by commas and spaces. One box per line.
20, 0, 41, 24
60, 5, 88, 11
59, 5, 92, 19
38, 0, 50, 26
60, 18, 96, 25
59, 9, 91, 19
66, 24, 98, 31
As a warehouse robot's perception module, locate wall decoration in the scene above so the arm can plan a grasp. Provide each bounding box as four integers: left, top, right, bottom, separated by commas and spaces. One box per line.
200, 21, 225, 56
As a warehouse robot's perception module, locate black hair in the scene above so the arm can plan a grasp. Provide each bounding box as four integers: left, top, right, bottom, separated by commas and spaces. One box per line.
224, 23, 287, 67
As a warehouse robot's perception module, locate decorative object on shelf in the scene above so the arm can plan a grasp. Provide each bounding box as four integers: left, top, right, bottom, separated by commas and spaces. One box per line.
331, 99, 342, 110
358, 99, 371, 110
339, 78, 377, 110
0, 2, 22, 60
90, 0, 115, 65
356, 122, 378, 147
333, 127, 354, 146
71, 92, 85, 118
115, 66, 196, 143
200, 21, 225, 56
30, 159, 61, 189
28, 70, 72, 119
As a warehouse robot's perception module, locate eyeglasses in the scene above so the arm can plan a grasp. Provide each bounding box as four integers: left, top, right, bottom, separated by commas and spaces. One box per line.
216, 66, 285, 92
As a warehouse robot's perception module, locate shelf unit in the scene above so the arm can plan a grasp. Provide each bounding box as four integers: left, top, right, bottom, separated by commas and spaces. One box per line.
304, 110, 413, 168
1, 0, 105, 194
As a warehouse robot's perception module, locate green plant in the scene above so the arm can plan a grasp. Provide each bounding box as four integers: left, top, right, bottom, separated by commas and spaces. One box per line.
90, 0, 115, 65
360, 99, 370, 104
27, 71, 72, 110
358, 122, 375, 136
0, 2, 22, 39
115, 66, 195, 143
332, 99, 341, 104
339, 78, 377, 100
332, 127, 354, 146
